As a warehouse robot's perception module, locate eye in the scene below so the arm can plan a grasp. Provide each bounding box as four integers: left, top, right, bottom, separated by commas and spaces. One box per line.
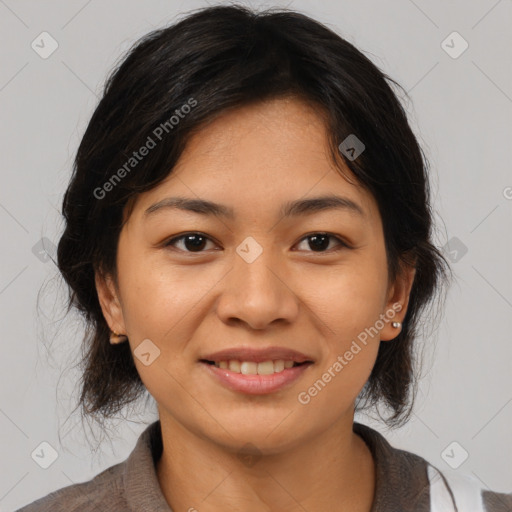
295, 232, 349, 253
163, 232, 218, 253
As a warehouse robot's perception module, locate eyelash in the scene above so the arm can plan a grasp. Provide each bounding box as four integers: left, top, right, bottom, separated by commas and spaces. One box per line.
163, 232, 350, 254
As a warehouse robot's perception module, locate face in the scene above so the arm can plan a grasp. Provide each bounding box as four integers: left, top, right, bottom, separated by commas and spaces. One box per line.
96, 97, 415, 454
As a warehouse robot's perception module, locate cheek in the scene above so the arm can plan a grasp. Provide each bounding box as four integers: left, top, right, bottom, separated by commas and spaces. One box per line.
311, 257, 388, 338
118, 266, 172, 338
117, 259, 206, 410
305, 252, 386, 392
117, 250, 221, 347
295, 339, 379, 429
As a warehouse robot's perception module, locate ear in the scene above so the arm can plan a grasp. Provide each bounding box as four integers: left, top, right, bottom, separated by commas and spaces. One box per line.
94, 270, 126, 334
380, 259, 416, 342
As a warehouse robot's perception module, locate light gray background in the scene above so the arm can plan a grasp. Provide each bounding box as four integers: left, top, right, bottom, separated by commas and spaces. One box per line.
1, 0, 511, 510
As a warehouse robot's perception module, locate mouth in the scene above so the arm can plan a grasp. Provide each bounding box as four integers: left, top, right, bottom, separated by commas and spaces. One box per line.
198, 346, 315, 393
198, 347, 315, 395
199, 358, 314, 394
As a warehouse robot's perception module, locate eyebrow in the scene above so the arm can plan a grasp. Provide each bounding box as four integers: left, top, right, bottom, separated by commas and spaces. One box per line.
144, 194, 366, 220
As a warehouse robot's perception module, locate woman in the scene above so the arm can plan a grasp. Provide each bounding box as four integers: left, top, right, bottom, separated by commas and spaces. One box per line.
16, 4, 511, 512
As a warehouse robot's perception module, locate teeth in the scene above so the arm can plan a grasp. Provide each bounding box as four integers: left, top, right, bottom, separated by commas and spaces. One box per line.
241, 361, 258, 375
213, 359, 301, 374
228, 360, 241, 372
274, 360, 285, 372
256, 361, 273, 375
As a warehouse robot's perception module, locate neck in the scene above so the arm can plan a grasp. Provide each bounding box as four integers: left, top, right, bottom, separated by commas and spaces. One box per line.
155, 413, 375, 512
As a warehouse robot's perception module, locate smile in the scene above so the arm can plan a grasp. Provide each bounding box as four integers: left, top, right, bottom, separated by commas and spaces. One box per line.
199, 359, 313, 394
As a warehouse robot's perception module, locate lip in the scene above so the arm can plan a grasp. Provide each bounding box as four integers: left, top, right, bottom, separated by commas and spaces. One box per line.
200, 360, 313, 395
200, 346, 314, 364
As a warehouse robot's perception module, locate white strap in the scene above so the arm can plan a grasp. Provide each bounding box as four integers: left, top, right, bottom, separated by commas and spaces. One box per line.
428, 464, 486, 512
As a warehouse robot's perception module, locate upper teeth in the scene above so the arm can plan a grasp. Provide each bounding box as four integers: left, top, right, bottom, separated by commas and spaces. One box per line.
214, 360, 296, 375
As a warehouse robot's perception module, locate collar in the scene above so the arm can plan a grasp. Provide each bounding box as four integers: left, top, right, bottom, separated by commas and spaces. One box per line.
353, 421, 430, 511
123, 419, 172, 511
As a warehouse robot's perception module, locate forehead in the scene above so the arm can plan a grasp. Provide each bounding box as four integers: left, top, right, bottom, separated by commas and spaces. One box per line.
178, 96, 331, 169
128, 97, 379, 225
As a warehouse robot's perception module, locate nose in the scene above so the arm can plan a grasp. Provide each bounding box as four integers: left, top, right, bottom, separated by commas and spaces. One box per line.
215, 246, 300, 330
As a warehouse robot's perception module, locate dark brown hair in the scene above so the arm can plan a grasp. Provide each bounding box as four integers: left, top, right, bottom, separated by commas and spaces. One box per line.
53, 4, 452, 432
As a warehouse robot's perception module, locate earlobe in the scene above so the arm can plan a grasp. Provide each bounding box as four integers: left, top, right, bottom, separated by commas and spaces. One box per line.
380, 264, 416, 342
94, 270, 126, 334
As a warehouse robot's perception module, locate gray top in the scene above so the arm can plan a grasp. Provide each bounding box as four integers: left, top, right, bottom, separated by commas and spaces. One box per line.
15, 420, 512, 512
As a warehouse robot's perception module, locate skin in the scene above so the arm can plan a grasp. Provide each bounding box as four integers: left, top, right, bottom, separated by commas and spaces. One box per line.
96, 96, 416, 512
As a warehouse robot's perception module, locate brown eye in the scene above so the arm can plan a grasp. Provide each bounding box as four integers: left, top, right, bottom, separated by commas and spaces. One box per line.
295, 233, 348, 253
164, 233, 217, 253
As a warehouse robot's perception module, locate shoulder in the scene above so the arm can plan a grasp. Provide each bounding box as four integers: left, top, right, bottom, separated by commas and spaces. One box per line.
354, 422, 512, 512
428, 454, 512, 512
14, 463, 126, 512
14, 420, 164, 512
482, 489, 512, 512
428, 465, 512, 512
